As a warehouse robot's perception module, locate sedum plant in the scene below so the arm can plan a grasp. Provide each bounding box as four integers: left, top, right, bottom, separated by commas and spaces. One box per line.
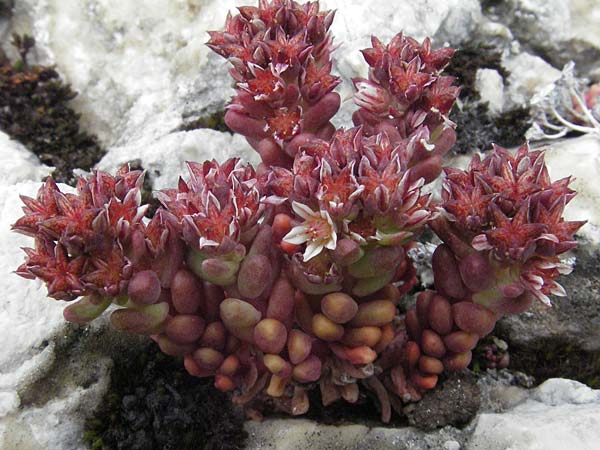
13, 0, 584, 423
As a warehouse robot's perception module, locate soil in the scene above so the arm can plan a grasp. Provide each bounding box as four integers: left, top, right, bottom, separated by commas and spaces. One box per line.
84, 342, 248, 450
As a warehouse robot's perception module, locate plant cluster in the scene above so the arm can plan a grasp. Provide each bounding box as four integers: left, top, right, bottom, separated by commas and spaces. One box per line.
0, 34, 104, 183
13, 0, 583, 423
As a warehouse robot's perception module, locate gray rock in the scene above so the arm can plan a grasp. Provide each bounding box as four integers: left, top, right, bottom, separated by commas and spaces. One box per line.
467, 379, 600, 450
482, 0, 600, 80
496, 238, 600, 384
244, 417, 468, 450
502, 50, 561, 110
243, 376, 599, 450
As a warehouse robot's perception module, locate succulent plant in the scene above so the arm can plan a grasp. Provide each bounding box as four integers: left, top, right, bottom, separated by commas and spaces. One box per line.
13, 0, 583, 424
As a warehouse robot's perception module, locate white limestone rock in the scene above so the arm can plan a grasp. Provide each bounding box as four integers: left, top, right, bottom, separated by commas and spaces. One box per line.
467, 379, 600, 450
97, 128, 258, 190
0, 132, 52, 186
542, 135, 600, 244
502, 50, 561, 111
570, 0, 600, 49
475, 68, 505, 115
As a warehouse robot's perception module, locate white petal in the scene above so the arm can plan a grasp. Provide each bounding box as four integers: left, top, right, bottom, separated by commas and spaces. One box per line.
198, 237, 219, 248
531, 288, 552, 307
549, 281, 567, 297
303, 241, 324, 261
283, 225, 310, 245
291, 201, 316, 220
325, 232, 337, 250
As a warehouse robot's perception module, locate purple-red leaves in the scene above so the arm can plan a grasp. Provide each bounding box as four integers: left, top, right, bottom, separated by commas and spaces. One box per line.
13, 166, 145, 300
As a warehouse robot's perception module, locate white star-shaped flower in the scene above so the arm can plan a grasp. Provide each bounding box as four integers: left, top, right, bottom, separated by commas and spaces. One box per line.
282, 201, 337, 261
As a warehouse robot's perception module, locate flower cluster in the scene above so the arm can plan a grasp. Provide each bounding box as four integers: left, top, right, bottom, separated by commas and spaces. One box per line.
207, 0, 339, 167
14, 167, 147, 302
12, 0, 583, 424
433, 143, 584, 310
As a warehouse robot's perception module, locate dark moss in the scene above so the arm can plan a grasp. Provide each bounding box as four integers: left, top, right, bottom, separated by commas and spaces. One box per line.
504, 339, 600, 389
445, 41, 509, 103
444, 41, 532, 154
178, 110, 231, 133
0, 35, 105, 184
0, 0, 13, 18
84, 343, 247, 450
450, 103, 531, 154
